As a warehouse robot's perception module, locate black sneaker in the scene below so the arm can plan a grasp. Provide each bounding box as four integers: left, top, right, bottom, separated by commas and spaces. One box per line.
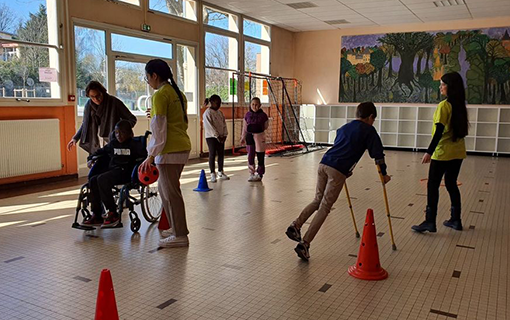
443, 219, 463, 231
411, 221, 437, 233
286, 223, 301, 242
294, 241, 310, 261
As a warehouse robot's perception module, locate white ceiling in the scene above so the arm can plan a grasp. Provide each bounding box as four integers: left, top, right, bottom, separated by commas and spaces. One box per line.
204, 0, 510, 32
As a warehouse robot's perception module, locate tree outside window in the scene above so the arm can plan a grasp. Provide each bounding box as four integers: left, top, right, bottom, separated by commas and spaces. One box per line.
0, 0, 60, 99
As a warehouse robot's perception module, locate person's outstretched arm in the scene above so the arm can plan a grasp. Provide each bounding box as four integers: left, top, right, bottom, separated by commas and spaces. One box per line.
367, 128, 390, 183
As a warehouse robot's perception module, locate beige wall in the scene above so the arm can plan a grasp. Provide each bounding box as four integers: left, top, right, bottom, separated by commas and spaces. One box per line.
294, 16, 510, 105
271, 27, 295, 78
68, 0, 200, 42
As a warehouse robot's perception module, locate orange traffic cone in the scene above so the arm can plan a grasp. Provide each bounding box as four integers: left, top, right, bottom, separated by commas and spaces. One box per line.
158, 208, 170, 230
95, 269, 119, 320
348, 209, 388, 281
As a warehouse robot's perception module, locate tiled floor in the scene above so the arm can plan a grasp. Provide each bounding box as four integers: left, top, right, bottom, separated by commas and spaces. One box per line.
0, 150, 509, 320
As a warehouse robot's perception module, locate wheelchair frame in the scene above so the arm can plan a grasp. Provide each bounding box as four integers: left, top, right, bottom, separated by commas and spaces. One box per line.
71, 131, 162, 233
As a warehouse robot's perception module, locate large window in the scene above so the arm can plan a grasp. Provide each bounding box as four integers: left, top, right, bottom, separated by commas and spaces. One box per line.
244, 41, 270, 103
203, 6, 272, 104
149, 0, 197, 21
244, 19, 270, 41
74, 24, 198, 115
203, 6, 238, 33
205, 32, 238, 102
0, 0, 61, 100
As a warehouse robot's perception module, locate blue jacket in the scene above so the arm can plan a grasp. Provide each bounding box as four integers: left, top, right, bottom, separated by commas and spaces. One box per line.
320, 120, 387, 176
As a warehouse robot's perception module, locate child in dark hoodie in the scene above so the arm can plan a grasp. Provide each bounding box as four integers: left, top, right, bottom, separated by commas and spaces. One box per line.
82, 120, 146, 227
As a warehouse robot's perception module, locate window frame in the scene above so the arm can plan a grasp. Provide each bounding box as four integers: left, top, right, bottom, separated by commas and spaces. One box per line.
202, 2, 272, 105
72, 18, 199, 115
0, 0, 66, 106
147, 0, 199, 23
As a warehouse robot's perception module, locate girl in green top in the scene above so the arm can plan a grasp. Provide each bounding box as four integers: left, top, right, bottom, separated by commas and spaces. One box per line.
140, 59, 191, 248
412, 72, 469, 233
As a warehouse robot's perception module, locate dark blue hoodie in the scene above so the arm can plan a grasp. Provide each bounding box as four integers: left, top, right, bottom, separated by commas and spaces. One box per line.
320, 120, 387, 176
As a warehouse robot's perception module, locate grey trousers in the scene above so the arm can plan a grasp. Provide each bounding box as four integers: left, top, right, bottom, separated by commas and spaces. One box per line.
295, 164, 346, 244
157, 164, 189, 237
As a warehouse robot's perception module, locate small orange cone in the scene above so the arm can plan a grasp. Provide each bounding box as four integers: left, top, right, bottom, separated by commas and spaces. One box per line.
348, 209, 388, 281
95, 269, 119, 320
158, 208, 170, 230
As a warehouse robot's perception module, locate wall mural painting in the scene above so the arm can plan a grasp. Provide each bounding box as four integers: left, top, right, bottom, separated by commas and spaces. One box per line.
339, 28, 510, 104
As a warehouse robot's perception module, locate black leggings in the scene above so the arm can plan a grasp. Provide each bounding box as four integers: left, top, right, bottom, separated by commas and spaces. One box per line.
206, 137, 225, 173
427, 159, 463, 214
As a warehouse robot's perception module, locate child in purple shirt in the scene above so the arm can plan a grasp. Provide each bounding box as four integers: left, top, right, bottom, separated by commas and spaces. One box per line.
240, 97, 269, 181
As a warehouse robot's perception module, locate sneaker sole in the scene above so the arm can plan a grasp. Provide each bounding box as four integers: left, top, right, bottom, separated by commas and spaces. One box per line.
101, 221, 120, 228
285, 230, 301, 242
294, 247, 309, 261
411, 227, 437, 233
158, 242, 189, 248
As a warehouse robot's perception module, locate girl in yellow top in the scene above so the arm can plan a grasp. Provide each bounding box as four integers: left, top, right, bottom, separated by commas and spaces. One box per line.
412, 72, 469, 233
140, 59, 192, 248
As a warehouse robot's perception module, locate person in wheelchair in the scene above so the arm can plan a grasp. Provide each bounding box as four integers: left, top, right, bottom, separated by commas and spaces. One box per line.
82, 120, 147, 227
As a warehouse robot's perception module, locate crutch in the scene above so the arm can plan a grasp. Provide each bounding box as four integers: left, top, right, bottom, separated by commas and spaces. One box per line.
344, 181, 360, 238
376, 164, 397, 250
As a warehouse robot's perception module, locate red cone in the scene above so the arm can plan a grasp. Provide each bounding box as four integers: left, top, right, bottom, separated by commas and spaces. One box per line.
348, 209, 388, 281
158, 209, 170, 230
94, 269, 119, 320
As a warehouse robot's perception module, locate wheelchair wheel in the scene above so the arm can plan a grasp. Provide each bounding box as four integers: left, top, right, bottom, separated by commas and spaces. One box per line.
140, 184, 162, 223
130, 215, 141, 233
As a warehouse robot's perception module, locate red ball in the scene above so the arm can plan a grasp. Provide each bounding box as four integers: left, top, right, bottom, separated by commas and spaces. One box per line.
138, 164, 159, 185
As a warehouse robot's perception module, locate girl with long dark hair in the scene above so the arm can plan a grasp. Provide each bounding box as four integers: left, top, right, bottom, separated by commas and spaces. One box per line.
412, 72, 469, 233
140, 59, 191, 248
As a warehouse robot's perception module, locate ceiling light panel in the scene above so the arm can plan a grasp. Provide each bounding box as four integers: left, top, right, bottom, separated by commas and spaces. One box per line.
287, 2, 318, 9
433, 0, 465, 7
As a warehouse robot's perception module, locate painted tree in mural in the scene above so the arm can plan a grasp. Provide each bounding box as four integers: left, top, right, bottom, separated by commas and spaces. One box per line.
378, 32, 435, 95
339, 53, 352, 99
370, 49, 386, 89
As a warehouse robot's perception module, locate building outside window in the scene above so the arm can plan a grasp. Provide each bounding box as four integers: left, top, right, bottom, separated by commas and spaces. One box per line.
0, 0, 61, 99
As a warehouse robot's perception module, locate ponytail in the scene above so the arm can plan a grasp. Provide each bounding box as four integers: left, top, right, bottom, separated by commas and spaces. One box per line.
170, 75, 188, 123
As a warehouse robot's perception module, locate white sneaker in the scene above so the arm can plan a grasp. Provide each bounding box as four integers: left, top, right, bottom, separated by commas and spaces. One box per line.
210, 172, 217, 183
252, 173, 262, 181
160, 228, 174, 238
248, 174, 256, 182
158, 235, 189, 248
218, 172, 230, 180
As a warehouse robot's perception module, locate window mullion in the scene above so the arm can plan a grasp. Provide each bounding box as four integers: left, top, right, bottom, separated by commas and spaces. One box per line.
238, 17, 244, 104
106, 31, 116, 96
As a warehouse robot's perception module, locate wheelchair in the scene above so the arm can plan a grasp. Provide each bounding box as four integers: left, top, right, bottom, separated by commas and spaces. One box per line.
71, 131, 162, 233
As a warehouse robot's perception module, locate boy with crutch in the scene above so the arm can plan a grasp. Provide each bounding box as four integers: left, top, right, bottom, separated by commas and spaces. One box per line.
285, 102, 391, 261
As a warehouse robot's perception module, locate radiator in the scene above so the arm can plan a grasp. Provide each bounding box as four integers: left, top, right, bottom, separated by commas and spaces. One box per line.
0, 119, 62, 179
